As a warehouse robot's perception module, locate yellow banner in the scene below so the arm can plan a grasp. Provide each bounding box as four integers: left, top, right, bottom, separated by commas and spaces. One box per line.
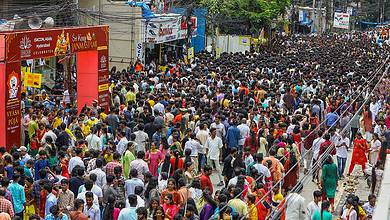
216, 47, 221, 59
24, 72, 42, 88
98, 83, 109, 92
188, 47, 194, 60
239, 36, 251, 46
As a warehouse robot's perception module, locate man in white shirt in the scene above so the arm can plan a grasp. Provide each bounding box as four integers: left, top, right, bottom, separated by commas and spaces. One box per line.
205, 128, 224, 186
124, 169, 144, 197
78, 174, 103, 204
285, 185, 305, 220
362, 194, 376, 219
153, 101, 165, 115
210, 116, 226, 140
252, 153, 271, 183
77, 180, 99, 206
129, 151, 149, 179
18, 146, 31, 164
237, 118, 250, 151
41, 125, 57, 145
336, 133, 349, 178
133, 124, 149, 153
306, 190, 322, 220
86, 129, 101, 151
116, 132, 129, 156
312, 130, 325, 181
89, 158, 107, 188
184, 133, 203, 170
68, 148, 85, 174
196, 123, 209, 172
84, 192, 101, 220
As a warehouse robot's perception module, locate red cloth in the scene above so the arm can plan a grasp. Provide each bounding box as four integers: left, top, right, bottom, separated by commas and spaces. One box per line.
169, 158, 184, 175
255, 189, 269, 220
39, 190, 47, 217
244, 136, 258, 155
163, 204, 179, 220
60, 159, 70, 179
282, 157, 298, 189
200, 174, 213, 194
160, 190, 180, 205
319, 140, 336, 156
351, 138, 368, 166
292, 133, 302, 153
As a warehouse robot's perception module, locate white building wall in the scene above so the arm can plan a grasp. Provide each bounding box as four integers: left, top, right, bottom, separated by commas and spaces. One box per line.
79, 0, 144, 70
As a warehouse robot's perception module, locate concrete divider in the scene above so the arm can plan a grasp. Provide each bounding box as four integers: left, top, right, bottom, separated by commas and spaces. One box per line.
373, 156, 390, 220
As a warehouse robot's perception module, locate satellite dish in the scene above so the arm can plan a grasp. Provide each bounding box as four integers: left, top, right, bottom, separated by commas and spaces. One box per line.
43, 17, 54, 28
13, 14, 22, 20
28, 16, 43, 29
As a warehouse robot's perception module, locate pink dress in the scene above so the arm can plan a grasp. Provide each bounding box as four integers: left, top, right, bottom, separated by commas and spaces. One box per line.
147, 150, 164, 176
113, 208, 120, 220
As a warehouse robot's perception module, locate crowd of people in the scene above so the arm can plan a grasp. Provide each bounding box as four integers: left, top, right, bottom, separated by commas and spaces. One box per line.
1, 32, 389, 220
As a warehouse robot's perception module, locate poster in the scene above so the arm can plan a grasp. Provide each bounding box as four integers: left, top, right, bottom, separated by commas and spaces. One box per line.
24, 72, 42, 88
299, 10, 304, 22
145, 16, 181, 43
6, 26, 109, 62
333, 12, 350, 29
179, 17, 197, 39
5, 61, 21, 149
188, 47, 194, 60
239, 36, 251, 46
98, 49, 110, 113
216, 47, 221, 59
347, 7, 353, 16
145, 16, 197, 44
136, 42, 144, 63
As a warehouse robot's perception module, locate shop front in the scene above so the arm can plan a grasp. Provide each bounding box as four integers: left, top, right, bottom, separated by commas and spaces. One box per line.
0, 25, 110, 149
144, 14, 197, 64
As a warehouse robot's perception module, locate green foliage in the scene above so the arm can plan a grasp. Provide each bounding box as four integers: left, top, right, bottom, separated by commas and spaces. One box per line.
198, 0, 291, 35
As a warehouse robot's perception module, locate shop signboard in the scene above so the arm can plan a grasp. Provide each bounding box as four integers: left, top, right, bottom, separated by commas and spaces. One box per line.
145, 16, 181, 43
145, 15, 197, 44
6, 26, 109, 62
333, 12, 350, 29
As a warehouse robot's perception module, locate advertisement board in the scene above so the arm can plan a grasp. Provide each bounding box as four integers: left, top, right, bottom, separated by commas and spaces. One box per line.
5, 61, 21, 149
333, 12, 350, 29
5, 26, 109, 62
145, 16, 181, 43
145, 15, 197, 44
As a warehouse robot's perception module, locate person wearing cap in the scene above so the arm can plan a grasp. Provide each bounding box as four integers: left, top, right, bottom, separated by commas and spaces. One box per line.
18, 146, 31, 164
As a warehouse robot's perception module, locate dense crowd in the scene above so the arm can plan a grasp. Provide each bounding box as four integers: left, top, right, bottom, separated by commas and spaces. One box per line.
0, 32, 389, 220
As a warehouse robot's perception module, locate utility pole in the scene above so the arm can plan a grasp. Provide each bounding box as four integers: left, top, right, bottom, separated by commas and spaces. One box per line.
185, 1, 194, 58
313, 0, 317, 33
379, 0, 384, 23
325, 0, 332, 32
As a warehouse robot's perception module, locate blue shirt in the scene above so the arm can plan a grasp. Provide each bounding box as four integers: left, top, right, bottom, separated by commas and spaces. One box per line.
226, 126, 240, 148
45, 213, 69, 220
34, 159, 49, 180
326, 112, 339, 127
45, 193, 57, 216
118, 207, 137, 220
8, 182, 26, 214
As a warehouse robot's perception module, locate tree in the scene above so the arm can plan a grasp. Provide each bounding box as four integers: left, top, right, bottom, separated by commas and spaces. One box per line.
223, 0, 292, 35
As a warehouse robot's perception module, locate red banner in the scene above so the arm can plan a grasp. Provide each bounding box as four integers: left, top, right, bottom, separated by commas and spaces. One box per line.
5, 26, 109, 62
5, 61, 21, 149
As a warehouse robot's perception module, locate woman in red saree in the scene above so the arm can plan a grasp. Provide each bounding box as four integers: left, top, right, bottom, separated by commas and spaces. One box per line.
348, 132, 368, 175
